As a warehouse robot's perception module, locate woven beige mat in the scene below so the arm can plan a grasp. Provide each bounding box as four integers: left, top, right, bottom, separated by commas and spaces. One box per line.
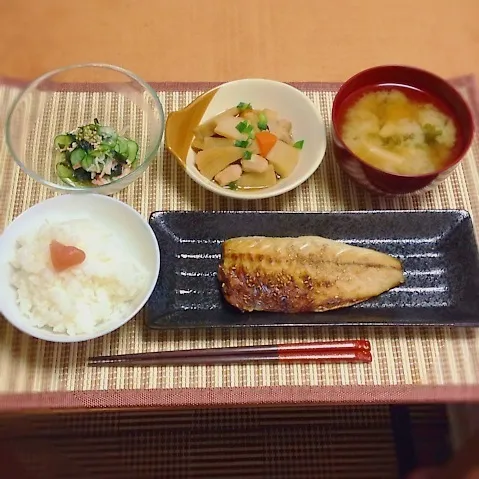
0, 77, 479, 409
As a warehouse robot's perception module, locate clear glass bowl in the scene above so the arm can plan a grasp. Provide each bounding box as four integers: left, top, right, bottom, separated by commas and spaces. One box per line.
5, 63, 164, 195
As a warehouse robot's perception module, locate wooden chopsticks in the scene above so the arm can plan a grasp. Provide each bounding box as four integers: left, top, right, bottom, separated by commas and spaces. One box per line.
88, 340, 372, 367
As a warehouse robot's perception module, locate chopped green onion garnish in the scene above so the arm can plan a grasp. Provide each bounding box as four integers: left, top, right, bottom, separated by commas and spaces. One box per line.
234, 139, 249, 148
227, 181, 238, 190
236, 120, 254, 135
243, 150, 253, 160
258, 112, 268, 131
293, 140, 304, 149
237, 102, 252, 112
236, 121, 248, 133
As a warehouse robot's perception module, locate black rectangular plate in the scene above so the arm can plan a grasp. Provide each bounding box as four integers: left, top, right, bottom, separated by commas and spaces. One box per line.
146, 210, 479, 328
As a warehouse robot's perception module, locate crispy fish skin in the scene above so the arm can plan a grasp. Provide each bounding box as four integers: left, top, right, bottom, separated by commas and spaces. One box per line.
218, 236, 405, 313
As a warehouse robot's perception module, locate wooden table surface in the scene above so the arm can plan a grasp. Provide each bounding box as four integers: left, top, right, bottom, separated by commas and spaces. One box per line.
1, 0, 478, 83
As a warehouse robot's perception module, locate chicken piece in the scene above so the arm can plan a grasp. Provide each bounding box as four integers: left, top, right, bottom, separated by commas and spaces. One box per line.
260, 109, 293, 144
218, 236, 404, 313
214, 164, 242, 187
269, 119, 293, 144
241, 154, 269, 173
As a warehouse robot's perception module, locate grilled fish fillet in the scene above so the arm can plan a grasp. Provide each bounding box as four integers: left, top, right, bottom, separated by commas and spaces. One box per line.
218, 236, 404, 313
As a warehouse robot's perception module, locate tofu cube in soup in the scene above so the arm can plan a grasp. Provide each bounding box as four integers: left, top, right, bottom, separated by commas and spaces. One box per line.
214, 164, 242, 187
195, 146, 244, 179
266, 140, 300, 177
237, 164, 277, 188
241, 154, 269, 173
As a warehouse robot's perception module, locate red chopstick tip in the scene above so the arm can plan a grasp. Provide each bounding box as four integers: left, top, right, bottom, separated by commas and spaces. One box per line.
278, 350, 373, 364
356, 339, 371, 351
355, 350, 373, 363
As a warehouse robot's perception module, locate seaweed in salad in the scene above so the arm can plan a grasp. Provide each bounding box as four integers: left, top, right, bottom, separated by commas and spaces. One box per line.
54, 119, 139, 187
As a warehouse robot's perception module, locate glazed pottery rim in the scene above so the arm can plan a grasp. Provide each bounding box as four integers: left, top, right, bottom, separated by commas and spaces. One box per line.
331, 64, 475, 179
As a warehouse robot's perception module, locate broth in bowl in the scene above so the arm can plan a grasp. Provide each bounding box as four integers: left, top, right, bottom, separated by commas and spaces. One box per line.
331, 65, 474, 195
339, 86, 460, 176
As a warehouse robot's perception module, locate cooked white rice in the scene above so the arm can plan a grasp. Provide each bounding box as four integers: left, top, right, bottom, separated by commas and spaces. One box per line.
10, 219, 150, 336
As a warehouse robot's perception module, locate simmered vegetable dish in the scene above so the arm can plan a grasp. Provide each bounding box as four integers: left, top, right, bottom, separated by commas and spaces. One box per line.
54, 119, 139, 187
192, 103, 304, 190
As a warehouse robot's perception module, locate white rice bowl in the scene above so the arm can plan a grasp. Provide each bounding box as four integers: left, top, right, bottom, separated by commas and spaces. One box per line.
11, 219, 149, 336
0, 194, 160, 343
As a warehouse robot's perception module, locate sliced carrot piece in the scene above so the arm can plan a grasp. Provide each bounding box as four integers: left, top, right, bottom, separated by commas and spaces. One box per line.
255, 131, 278, 157
50, 240, 86, 272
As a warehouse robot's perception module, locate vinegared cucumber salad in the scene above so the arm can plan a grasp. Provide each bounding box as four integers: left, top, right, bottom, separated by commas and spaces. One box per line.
54, 119, 139, 186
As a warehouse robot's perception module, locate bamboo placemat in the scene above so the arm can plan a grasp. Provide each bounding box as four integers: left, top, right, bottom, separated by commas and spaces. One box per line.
0, 404, 450, 478
0, 77, 479, 410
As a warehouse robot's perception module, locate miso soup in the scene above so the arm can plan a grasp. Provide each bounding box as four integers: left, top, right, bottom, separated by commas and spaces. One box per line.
340, 88, 457, 176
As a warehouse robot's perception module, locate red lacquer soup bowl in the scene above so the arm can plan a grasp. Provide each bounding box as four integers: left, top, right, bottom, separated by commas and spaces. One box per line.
331, 65, 475, 195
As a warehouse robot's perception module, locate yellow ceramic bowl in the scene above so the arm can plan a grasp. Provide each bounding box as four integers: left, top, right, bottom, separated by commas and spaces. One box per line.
166, 79, 327, 200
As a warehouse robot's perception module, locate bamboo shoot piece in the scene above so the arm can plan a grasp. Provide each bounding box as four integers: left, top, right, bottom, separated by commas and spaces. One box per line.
195, 146, 244, 180
262, 109, 279, 122
214, 117, 249, 141
194, 107, 239, 139
237, 164, 277, 188
191, 137, 205, 150
265, 140, 300, 177
203, 137, 235, 149
240, 110, 261, 133
246, 139, 260, 155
